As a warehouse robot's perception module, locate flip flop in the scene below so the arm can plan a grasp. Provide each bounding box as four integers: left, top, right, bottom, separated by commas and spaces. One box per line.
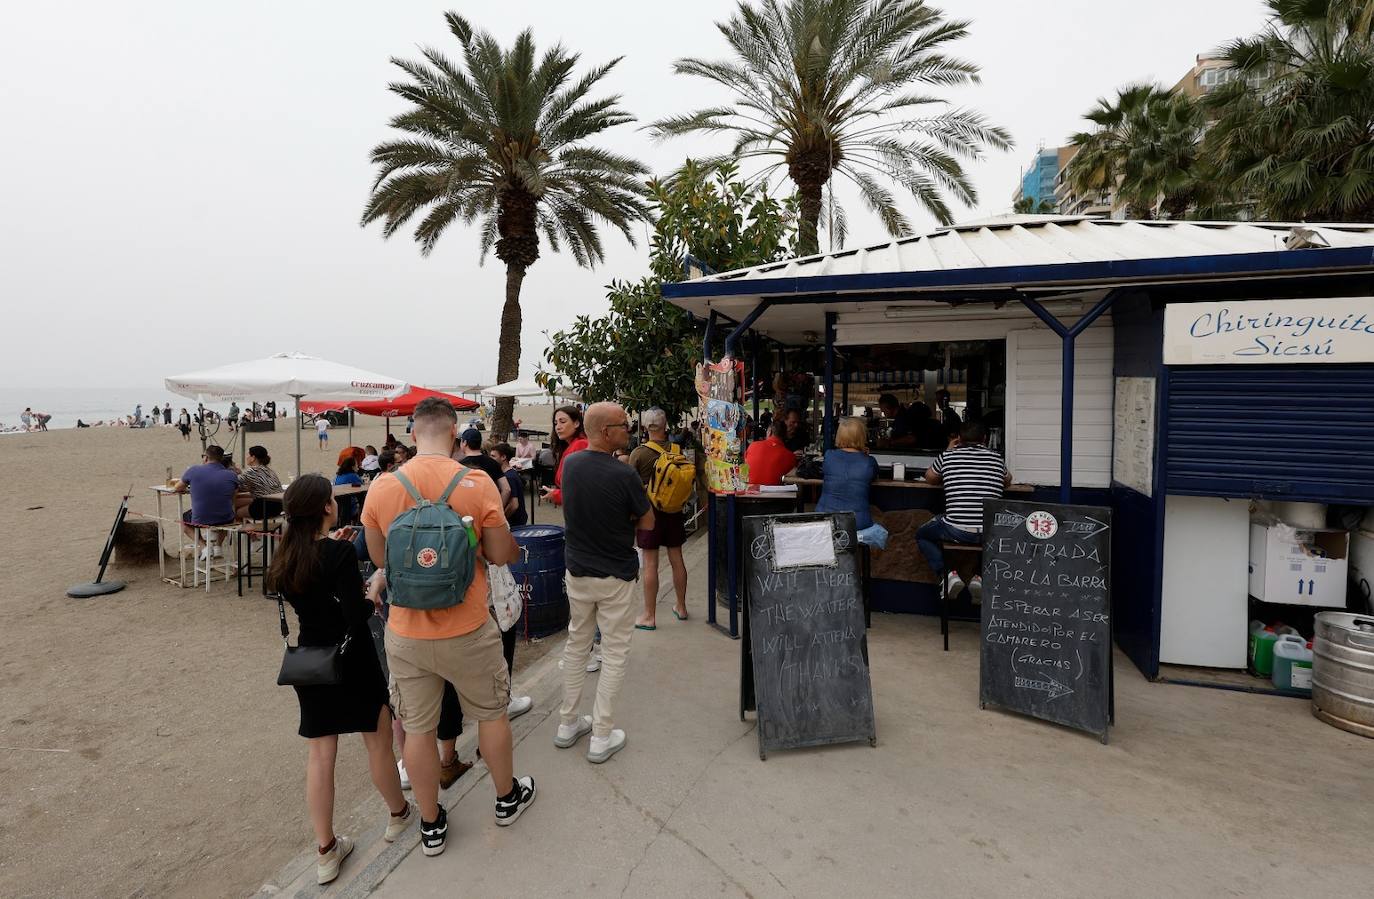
672, 609, 688, 621
634, 623, 656, 631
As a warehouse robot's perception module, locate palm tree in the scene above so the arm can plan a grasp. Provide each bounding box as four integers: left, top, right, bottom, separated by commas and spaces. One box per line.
362, 13, 649, 439
1065, 84, 1209, 219
1202, 0, 1374, 221
650, 0, 1011, 257
1013, 195, 1056, 214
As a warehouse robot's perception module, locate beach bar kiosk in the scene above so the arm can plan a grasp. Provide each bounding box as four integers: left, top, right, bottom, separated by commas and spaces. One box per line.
663, 216, 1374, 679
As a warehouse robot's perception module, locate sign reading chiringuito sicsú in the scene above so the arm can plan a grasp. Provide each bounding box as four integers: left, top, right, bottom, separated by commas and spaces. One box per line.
1163, 297, 1374, 365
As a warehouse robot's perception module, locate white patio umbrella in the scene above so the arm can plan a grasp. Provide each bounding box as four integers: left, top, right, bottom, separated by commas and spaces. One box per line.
165, 352, 408, 477
482, 376, 582, 402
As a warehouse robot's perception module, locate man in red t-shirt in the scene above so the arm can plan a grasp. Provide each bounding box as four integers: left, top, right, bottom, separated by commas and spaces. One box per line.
744, 419, 798, 486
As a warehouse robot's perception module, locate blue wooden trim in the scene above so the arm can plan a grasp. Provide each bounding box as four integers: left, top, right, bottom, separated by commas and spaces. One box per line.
661, 246, 1374, 301
703, 310, 717, 361
823, 312, 837, 451
723, 300, 772, 358
706, 494, 717, 627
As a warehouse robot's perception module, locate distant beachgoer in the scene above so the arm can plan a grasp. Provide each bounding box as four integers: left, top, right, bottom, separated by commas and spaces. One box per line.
76, 419, 90, 428
177, 408, 192, 441
134, 404, 142, 422
317, 416, 330, 450
228, 402, 240, 432
34, 412, 51, 431
152, 405, 161, 423
267, 474, 410, 884
164, 405, 172, 425
21, 408, 33, 431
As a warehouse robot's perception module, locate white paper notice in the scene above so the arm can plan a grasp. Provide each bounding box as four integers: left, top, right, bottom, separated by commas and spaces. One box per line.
1290, 666, 1313, 690
1112, 377, 1156, 497
771, 521, 836, 569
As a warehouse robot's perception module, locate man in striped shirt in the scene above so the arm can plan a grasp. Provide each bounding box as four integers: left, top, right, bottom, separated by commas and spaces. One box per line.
917, 419, 1010, 604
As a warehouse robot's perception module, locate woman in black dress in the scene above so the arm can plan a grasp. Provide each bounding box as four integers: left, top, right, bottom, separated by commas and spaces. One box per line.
267, 475, 411, 885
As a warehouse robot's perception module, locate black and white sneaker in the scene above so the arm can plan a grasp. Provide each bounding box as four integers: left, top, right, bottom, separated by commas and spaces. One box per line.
419, 807, 448, 857
494, 775, 536, 827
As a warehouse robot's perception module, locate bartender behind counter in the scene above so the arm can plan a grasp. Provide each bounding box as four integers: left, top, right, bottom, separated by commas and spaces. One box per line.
877, 392, 940, 449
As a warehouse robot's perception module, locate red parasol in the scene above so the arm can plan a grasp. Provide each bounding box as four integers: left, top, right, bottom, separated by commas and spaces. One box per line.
300, 386, 479, 417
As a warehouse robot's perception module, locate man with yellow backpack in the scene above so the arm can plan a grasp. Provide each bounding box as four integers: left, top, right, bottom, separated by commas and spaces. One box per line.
628, 407, 695, 629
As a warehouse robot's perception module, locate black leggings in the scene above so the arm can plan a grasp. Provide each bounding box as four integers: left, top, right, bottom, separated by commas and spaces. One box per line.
436, 626, 517, 741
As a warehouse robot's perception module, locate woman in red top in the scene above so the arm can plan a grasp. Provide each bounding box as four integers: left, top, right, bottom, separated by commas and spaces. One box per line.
540, 405, 587, 506
744, 418, 798, 486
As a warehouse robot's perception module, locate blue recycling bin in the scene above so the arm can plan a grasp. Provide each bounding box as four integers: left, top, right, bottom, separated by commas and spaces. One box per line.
510, 525, 569, 638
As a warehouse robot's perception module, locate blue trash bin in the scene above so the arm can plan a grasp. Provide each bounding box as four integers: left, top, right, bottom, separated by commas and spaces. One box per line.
510, 525, 569, 638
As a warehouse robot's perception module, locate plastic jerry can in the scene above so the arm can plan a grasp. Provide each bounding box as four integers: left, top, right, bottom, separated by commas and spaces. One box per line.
1271, 635, 1314, 693
1249, 621, 1279, 676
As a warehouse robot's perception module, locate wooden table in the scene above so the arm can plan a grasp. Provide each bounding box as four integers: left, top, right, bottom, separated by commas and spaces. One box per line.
150, 485, 191, 587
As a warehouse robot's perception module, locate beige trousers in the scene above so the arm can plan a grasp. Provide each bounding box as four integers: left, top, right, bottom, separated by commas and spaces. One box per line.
560, 573, 638, 738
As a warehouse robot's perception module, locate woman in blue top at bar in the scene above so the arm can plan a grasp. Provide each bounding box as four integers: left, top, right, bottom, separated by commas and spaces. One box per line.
815, 418, 888, 548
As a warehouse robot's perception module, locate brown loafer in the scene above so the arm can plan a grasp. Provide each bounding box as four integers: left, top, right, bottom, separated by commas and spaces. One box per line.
439, 757, 473, 790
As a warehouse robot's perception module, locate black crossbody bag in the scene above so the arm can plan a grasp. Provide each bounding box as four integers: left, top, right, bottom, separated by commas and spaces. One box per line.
274, 592, 352, 687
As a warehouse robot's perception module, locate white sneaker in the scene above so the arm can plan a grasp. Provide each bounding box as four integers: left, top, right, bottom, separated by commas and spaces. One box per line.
587, 729, 626, 764
199, 546, 213, 562
211, 543, 224, 559
968, 576, 983, 605
586, 654, 602, 673
384, 802, 414, 842
397, 759, 411, 791
508, 695, 533, 720
554, 715, 593, 748
316, 834, 353, 885
945, 570, 965, 598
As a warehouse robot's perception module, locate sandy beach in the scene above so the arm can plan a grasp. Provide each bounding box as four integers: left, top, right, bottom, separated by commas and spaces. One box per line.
0, 414, 560, 898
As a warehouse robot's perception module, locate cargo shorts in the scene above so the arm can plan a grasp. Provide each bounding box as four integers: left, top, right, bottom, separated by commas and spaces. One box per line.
384, 617, 511, 735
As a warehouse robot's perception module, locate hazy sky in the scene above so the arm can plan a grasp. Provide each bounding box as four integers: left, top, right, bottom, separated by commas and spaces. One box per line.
1, 0, 1269, 390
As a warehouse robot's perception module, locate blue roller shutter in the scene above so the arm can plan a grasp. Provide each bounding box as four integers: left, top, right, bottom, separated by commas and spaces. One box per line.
1165, 365, 1374, 504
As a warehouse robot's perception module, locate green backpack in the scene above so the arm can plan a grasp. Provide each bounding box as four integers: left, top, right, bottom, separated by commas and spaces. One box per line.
385, 469, 476, 610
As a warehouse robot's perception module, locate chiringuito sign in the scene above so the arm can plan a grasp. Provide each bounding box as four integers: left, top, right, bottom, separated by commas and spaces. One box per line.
1163, 296, 1374, 365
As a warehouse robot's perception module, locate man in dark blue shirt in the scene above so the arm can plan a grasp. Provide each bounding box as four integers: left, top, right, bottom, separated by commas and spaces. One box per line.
174, 444, 241, 558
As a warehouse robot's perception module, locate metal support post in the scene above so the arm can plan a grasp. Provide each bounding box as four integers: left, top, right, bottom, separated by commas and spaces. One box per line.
1017, 292, 1118, 503
823, 311, 837, 451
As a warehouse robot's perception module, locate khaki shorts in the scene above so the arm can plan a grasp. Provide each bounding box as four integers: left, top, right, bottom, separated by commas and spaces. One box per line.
385, 618, 510, 735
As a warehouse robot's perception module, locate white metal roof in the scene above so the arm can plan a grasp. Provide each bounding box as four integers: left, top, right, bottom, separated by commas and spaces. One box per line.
686, 217, 1374, 287
662, 216, 1374, 345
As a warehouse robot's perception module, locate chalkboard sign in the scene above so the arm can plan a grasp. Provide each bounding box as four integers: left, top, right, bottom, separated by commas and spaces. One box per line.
741, 512, 877, 759
979, 500, 1113, 742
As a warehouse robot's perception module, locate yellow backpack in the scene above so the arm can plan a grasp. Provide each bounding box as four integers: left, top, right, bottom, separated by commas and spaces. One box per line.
645, 442, 696, 513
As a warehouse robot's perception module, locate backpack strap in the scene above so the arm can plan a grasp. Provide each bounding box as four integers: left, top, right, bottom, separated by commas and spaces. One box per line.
646, 441, 666, 456
393, 470, 424, 505
437, 468, 467, 505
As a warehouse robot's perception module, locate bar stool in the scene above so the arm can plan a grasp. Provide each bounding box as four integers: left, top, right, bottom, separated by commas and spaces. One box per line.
938, 542, 983, 651
236, 520, 281, 596
192, 524, 236, 592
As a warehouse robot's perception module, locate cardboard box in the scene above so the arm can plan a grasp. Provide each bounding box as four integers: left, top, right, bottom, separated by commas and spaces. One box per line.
1248, 522, 1349, 607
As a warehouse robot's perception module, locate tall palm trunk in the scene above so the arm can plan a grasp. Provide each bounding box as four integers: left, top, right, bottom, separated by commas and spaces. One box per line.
789, 150, 831, 257
491, 263, 526, 441
491, 186, 539, 442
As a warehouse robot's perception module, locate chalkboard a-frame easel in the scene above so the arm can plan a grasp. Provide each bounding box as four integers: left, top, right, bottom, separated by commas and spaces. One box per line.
740, 512, 877, 760
979, 500, 1114, 743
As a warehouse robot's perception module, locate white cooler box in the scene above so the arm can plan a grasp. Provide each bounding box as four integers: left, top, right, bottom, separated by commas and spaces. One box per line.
1249, 522, 1349, 607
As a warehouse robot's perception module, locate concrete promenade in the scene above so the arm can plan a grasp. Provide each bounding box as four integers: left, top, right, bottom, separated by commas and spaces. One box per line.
260, 532, 1373, 898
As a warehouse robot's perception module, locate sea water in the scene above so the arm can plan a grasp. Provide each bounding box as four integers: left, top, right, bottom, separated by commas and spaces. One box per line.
0, 387, 252, 431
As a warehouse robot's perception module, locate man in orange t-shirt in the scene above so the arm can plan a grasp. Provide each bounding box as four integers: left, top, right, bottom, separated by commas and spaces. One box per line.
362, 398, 535, 856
